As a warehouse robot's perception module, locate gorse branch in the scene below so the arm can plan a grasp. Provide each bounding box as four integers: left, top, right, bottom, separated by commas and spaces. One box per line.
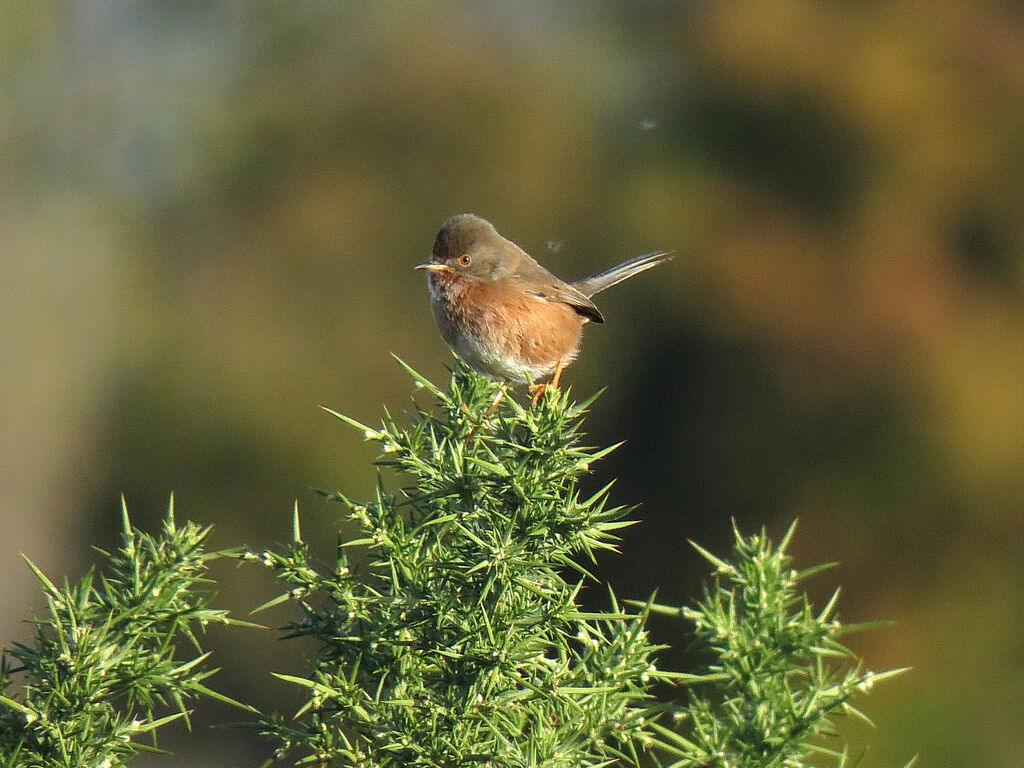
250, 361, 662, 767
0, 497, 253, 768
647, 522, 908, 768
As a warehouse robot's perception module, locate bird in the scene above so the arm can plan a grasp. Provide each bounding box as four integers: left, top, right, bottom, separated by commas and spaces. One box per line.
416, 213, 671, 403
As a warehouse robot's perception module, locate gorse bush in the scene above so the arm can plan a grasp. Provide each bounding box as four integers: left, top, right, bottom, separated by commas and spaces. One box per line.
251, 360, 662, 767
648, 525, 908, 768
0, 361, 905, 768
0, 502, 254, 768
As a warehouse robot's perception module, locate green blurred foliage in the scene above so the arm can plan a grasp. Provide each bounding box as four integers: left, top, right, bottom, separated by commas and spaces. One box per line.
1, 2, 1022, 766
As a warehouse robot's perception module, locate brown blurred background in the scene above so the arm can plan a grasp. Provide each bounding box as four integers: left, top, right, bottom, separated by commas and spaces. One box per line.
2, 2, 1022, 766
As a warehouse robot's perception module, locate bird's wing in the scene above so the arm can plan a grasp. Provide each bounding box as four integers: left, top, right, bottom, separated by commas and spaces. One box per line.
513, 259, 605, 324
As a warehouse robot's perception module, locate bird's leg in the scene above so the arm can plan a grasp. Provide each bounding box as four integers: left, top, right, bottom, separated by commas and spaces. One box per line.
529, 384, 544, 405
530, 358, 566, 406
550, 357, 566, 390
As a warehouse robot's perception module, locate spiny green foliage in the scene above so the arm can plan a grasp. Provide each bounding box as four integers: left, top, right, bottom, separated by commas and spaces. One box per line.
0, 362, 905, 767
251, 361, 662, 767
648, 522, 908, 768
0, 498, 250, 768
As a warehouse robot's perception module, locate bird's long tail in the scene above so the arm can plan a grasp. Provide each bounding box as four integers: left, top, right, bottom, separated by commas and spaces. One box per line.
571, 251, 674, 297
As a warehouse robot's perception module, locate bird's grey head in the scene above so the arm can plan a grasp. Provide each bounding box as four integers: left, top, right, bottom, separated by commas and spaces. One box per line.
429, 213, 520, 280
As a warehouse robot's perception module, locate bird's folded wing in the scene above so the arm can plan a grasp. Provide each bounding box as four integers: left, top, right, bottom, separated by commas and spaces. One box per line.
525, 282, 605, 324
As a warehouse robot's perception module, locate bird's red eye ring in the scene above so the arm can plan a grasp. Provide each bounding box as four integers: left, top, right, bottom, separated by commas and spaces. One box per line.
457, 253, 472, 268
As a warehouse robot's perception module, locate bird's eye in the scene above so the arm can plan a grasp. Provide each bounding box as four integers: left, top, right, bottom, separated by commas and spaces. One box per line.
457, 253, 472, 268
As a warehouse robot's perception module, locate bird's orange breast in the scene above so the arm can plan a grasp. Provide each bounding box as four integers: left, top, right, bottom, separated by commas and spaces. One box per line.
477, 279, 583, 369
429, 272, 584, 380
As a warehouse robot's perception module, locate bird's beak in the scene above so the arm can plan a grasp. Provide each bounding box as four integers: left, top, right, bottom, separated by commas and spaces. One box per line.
415, 262, 447, 272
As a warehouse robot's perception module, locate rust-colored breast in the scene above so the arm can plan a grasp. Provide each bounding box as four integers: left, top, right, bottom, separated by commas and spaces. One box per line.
479, 279, 583, 369
429, 271, 585, 380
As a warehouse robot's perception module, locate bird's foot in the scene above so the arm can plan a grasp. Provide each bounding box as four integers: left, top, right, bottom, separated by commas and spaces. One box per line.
529, 359, 566, 406
529, 383, 547, 406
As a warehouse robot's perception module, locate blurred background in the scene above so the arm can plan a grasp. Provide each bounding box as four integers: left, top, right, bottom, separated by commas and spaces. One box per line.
2, 1, 1022, 765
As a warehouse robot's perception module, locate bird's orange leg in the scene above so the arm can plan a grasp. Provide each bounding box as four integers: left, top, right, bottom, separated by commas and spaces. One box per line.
550, 358, 566, 390
530, 358, 566, 406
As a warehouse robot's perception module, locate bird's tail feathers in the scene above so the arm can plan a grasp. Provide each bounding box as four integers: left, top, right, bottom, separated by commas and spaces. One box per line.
571, 251, 674, 297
